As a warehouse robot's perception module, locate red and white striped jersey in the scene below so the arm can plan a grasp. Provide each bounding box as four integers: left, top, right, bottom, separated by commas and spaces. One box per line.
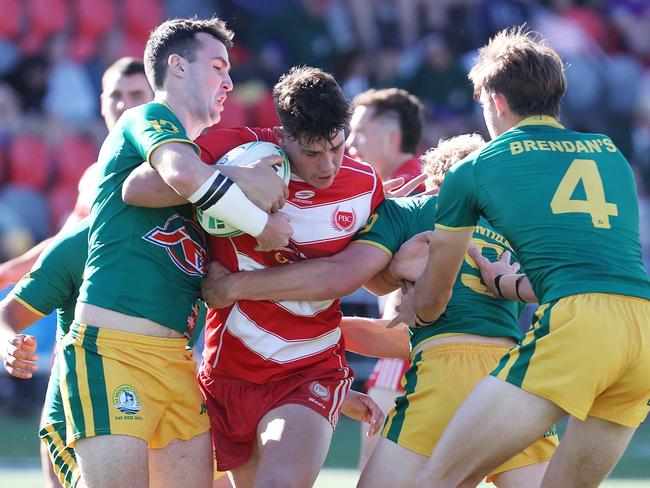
196, 127, 384, 383
365, 358, 411, 392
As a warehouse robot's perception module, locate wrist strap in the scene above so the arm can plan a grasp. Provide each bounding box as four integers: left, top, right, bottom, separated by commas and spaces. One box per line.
515, 275, 526, 302
415, 313, 435, 328
493, 274, 505, 298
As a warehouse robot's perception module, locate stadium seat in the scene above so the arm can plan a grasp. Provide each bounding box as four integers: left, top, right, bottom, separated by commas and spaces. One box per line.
55, 136, 97, 187
47, 184, 77, 230
0, 184, 50, 242
123, 0, 163, 39
27, 0, 68, 38
8, 135, 49, 190
0, 0, 21, 40
73, 0, 115, 38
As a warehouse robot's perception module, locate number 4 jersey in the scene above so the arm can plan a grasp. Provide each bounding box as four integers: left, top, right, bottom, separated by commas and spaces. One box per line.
436, 115, 650, 304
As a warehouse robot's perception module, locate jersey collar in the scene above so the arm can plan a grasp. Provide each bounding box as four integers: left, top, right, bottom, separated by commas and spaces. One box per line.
513, 115, 564, 129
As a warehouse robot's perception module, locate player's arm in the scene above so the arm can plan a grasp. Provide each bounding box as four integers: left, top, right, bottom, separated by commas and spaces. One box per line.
202, 243, 391, 308
414, 161, 479, 324
340, 316, 409, 359
0, 295, 42, 378
122, 162, 187, 207
340, 390, 385, 437
467, 246, 537, 303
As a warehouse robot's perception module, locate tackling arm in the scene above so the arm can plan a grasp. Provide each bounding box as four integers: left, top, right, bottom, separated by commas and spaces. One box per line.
414, 228, 473, 323
340, 316, 409, 359
202, 243, 391, 308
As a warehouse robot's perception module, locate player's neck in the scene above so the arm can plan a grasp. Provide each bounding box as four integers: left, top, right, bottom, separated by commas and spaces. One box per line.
154, 92, 205, 140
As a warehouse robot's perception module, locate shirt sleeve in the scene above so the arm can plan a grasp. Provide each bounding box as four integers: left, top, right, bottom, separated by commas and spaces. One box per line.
123, 104, 200, 165
353, 199, 408, 257
11, 232, 82, 316
435, 159, 480, 231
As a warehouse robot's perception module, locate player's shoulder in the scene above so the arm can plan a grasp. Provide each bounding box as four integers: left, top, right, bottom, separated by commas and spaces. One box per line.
196, 126, 277, 163
37, 219, 90, 266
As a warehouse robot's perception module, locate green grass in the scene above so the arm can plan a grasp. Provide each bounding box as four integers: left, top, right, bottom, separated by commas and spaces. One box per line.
2, 413, 649, 486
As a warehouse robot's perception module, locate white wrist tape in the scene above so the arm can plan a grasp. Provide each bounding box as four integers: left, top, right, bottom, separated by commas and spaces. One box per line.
189, 169, 268, 237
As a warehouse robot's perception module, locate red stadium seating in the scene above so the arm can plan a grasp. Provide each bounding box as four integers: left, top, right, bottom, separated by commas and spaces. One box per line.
123, 0, 163, 39
0, 0, 22, 39
74, 0, 115, 38
47, 184, 77, 230
8, 135, 49, 190
55, 135, 97, 187
27, 0, 68, 37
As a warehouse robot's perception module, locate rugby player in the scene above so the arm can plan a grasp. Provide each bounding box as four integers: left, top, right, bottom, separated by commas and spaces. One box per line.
68, 17, 288, 487
414, 27, 650, 487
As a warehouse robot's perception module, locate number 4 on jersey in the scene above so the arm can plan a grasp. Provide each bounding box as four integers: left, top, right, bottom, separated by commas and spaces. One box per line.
550, 158, 618, 229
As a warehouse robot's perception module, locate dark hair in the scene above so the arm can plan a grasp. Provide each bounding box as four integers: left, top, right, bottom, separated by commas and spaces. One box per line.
468, 26, 566, 118
352, 88, 424, 154
102, 57, 145, 87
273, 66, 351, 145
144, 17, 234, 89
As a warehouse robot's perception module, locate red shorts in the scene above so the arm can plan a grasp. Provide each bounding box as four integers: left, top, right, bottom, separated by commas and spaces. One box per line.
198, 362, 353, 471
364, 358, 410, 393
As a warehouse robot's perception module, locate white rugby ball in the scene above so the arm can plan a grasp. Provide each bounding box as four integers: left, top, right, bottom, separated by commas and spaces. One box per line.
197, 141, 291, 237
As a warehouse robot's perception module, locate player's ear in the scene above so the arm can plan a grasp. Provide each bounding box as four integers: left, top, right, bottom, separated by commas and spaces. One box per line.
491, 92, 509, 117
167, 54, 187, 79
274, 126, 286, 145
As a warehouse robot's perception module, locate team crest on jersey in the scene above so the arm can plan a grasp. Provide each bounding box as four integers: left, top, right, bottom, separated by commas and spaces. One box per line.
113, 385, 141, 415
143, 215, 207, 277
309, 381, 330, 401
330, 206, 356, 232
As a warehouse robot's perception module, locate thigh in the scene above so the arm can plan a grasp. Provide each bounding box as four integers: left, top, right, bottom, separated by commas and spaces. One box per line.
75, 434, 148, 488
541, 416, 636, 488
416, 376, 565, 488
149, 431, 213, 488
254, 403, 333, 488
358, 437, 427, 488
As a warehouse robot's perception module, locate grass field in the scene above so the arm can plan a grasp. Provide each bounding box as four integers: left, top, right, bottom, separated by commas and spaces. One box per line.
2, 412, 649, 487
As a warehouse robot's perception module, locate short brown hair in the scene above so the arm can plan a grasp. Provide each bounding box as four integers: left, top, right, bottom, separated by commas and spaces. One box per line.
353, 88, 424, 154
144, 17, 234, 89
468, 27, 566, 118
102, 57, 145, 88
273, 66, 351, 145
421, 133, 485, 191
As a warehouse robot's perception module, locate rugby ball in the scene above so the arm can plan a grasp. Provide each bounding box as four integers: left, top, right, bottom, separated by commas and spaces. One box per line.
197, 141, 291, 237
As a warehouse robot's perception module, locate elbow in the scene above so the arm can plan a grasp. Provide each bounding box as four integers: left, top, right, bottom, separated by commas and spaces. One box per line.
121, 181, 138, 205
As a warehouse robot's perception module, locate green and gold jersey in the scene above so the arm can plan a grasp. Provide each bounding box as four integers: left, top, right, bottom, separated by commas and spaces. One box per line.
436, 116, 650, 305
11, 219, 89, 342
354, 196, 524, 348
78, 102, 207, 334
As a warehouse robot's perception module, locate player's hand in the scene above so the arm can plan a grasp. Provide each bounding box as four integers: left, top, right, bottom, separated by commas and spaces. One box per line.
386, 281, 417, 329
221, 155, 289, 213
202, 262, 237, 309
2, 334, 38, 379
467, 246, 520, 296
388, 231, 433, 282
340, 390, 385, 436
383, 174, 428, 198
255, 212, 292, 252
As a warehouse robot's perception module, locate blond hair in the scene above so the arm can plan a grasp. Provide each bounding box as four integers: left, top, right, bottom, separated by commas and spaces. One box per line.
421, 134, 485, 191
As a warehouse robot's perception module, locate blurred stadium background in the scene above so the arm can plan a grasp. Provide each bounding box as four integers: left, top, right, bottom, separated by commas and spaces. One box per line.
0, 0, 649, 486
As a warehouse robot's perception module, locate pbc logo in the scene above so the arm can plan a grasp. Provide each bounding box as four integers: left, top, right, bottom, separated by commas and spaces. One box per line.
143, 215, 207, 277
330, 206, 356, 232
